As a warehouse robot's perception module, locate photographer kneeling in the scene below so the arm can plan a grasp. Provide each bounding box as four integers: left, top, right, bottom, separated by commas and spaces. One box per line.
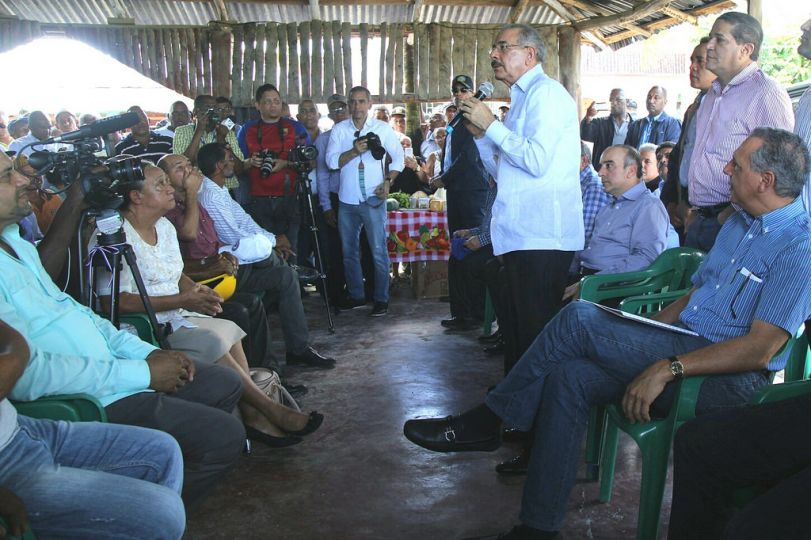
325, 86, 404, 317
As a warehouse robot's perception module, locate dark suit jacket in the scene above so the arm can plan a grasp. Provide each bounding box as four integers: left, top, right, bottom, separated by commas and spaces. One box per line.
439, 125, 489, 232
661, 94, 704, 208
580, 113, 633, 167
624, 112, 682, 149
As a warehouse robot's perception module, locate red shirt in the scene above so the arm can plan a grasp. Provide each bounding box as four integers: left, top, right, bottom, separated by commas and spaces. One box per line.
165, 200, 222, 260
237, 117, 310, 197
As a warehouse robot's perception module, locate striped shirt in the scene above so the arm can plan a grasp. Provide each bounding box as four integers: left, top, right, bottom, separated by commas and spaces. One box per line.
680, 197, 811, 370
114, 131, 173, 163
688, 63, 794, 207
198, 177, 275, 248
173, 124, 244, 190
579, 164, 611, 245
794, 86, 811, 212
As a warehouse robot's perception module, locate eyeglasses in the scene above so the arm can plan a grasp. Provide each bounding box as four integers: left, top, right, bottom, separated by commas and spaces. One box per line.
490, 41, 529, 53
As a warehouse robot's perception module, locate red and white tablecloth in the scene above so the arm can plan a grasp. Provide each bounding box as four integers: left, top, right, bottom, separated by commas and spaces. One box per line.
387, 210, 450, 263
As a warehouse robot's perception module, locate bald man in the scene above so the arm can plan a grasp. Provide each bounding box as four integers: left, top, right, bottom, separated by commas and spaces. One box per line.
624, 85, 681, 149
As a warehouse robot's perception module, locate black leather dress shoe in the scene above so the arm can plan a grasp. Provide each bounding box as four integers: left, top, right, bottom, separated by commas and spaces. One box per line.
286, 347, 336, 369
495, 453, 529, 476
440, 317, 478, 331
403, 415, 501, 453
478, 329, 503, 343
245, 426, 303, 448
464, 525, 557, 540
502, 427, 530, 443
483, 338, 505, 354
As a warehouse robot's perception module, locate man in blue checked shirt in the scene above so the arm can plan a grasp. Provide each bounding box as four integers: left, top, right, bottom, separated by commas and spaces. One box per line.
404, 128, 811, 540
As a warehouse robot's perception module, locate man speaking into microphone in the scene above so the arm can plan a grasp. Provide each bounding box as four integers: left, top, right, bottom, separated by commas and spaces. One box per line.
458, 23, 583, 371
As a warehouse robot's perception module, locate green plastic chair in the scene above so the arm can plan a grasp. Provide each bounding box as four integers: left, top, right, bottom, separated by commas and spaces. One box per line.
581, 247, 706, 480
11, 394, 107, 423
482, 289, 495, 337
597, 293, 802, 540
119, 313, 160, 346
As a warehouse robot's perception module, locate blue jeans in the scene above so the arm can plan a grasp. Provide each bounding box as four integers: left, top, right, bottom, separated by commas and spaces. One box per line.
0, 417, 186, 539
485, 302, 769, 531
685, 213, 723, 251
338, 201, 389, 303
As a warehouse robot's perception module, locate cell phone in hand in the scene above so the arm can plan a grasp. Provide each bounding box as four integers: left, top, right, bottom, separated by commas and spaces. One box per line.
221, 118, 236, 131
404, 147, 414, 158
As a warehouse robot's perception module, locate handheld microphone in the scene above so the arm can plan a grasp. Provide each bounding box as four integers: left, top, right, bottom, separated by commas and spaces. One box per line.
46, 112, 140, 144
445, 81, 495, 134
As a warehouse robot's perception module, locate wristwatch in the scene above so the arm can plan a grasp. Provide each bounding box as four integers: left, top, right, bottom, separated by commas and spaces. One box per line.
668, 356, 684, 379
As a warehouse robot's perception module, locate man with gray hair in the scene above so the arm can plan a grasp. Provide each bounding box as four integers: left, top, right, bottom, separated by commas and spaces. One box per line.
404, 128, 811, 539
450, 23, 584, 372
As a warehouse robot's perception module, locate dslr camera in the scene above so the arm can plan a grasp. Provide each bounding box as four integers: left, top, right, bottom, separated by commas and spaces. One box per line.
258, 149, 278, 178
356, 132, 386, 160
205, 108, 220, 131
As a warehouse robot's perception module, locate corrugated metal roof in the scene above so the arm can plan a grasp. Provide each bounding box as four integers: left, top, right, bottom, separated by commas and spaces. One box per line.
0, 0, 733, 50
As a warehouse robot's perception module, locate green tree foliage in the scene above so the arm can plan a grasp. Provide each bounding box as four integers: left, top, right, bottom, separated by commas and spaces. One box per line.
760, 35, 811, 85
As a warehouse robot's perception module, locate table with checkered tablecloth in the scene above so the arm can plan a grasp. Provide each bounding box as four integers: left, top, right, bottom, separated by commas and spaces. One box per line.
386, 210, 450, 263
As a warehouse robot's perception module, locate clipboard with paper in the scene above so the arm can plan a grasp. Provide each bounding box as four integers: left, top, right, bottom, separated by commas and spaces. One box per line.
577, 299, 700, 337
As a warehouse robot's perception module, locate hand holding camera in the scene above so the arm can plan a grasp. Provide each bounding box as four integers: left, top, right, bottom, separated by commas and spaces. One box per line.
353, 131, 386, 160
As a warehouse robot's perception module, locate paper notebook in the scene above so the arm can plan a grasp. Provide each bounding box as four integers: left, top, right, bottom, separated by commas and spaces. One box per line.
578, 299, 700, 337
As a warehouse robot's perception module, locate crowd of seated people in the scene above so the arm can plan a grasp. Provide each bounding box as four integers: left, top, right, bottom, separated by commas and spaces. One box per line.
0, 11, 810, 539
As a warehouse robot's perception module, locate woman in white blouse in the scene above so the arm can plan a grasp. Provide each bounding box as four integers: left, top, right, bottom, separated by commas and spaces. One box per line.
95, 163, 322, 448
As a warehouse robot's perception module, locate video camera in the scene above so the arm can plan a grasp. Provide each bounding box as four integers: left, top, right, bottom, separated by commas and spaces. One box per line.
25, 112, 143, 211
355, 131, 386, 160
205, 108, 220, 131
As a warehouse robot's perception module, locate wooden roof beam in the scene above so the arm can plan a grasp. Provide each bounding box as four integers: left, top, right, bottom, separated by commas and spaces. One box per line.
661, 5, 697, 25
540, 0, 579, 23
308, 0, 321, 20
412, 0, 424, 22
510, 0, 530, 23
560, 0, 652, 39
574, 0, 673, 32
212, 0, 230, 21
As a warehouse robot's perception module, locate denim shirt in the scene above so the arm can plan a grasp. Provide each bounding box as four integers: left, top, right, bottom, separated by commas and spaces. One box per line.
680, 198, 811, 370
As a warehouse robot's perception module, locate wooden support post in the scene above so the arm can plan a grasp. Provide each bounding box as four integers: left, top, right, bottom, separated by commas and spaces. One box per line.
210, 28, 233, 100
557, 26, 581, 116
748, 0, 762, 25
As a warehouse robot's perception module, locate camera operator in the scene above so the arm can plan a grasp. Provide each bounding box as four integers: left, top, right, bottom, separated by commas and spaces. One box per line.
237, 84, 311, 266
172, 94, 244, 192
325, 86, 404, 317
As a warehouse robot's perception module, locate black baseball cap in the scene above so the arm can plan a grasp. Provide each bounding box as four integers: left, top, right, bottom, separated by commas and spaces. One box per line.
452, 75, 474, 92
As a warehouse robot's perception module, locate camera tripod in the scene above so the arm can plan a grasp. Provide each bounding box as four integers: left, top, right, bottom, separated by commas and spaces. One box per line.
78, 209, 171, 349
296, 168, 335, 334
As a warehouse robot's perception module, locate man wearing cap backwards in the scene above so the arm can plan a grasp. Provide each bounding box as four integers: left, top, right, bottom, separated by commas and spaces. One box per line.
317, 94, 352, 306
448, 23, 583, 372
432, 74, 491, 332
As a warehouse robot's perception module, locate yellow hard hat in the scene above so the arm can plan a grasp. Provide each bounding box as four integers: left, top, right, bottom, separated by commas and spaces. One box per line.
197, 274, 237, 301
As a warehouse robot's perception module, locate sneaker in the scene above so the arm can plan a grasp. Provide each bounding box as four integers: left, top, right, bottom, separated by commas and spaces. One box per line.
369, 301, 388, 317
337, 297, 366, 311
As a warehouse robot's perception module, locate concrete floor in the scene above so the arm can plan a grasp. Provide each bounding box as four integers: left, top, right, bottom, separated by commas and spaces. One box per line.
185, 284, 670, 540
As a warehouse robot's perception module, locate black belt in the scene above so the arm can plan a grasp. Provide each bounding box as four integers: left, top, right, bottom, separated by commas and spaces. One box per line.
694, 202, 730, 218
579, 266, 599, 279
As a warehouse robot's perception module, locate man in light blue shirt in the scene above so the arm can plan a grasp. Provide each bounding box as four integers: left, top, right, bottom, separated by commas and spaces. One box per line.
0, 150, 245, 508
404, 129, 811, 538
326, 86, 404, 317
456, 23, 584, 372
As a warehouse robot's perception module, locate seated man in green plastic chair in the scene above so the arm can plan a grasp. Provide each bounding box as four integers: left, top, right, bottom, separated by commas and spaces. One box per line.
403, 129, 811, 539
0, 319, 185, 539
